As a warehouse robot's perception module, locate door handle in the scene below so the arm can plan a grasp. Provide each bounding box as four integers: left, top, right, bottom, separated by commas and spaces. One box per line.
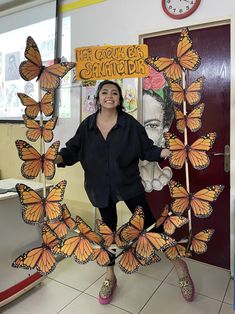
213, 144, 230, 172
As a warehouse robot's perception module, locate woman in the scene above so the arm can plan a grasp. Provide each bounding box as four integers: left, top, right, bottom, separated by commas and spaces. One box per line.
55, 80, 194, 304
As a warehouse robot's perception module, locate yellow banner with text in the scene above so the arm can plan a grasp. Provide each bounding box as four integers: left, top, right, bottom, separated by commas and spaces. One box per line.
75, 44, 149, 81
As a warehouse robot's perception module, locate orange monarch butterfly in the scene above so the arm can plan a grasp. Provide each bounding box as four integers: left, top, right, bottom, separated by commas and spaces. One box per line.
119, 247, 140, 274
174, 103, 205, 133
15, 140, 60, 179
164, 132, 216, 170
155, 205, 188, 236
92, 247, 110, 267
190, 229, 215, 254
164, 243, 188, 261
169, 77, 205, 106
12, 226, 60, 275
16, 180, 67, 224
19, 36, 76, 91
47, 204, 77, 239
168, 180, 224, 217
145, 28, 201, 81
53, 215, 102, 264
17, 91, 54, 119
120, 207, 176, 261
95, 219, 129, 249
23, 115, 58, 143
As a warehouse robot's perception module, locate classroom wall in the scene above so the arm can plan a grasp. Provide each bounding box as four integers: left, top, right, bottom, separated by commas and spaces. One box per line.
1, 0, 235, 224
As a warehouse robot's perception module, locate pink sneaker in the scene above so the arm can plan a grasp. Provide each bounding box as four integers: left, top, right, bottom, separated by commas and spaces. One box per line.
99, 278, 117, 305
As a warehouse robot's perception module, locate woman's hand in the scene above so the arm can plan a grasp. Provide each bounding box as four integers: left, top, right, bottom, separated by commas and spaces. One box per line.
160, 148, 171, 159
55, 155, 63, 164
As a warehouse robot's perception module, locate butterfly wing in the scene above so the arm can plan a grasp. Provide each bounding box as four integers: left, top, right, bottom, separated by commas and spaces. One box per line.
135, 234, 156, 261
156, 205, 169, 228
177, 29, 200, 71
191, 185, 224, 218
169, 81, 184, 105
177, 28, 192, 58
174, 107, 186, 133
55, 235, 93, 264
179, 49, 201, 72
73, 237, 93, 264
92, 248, 110, 266
15, 140, 42, 179
40, 91, 54, 116
96, 219, 114, 247
168, 180, 189, 215
163, 215, 188, 235
76, 215, 102, 244
119, 248, 140, 274
164, 132, 187, 169
145, 232, 176, 252
12, 247, 43, 271
19, 36, 42, 81
43, 141, 60, 179
40, 62, 76, 91
187, 103, 205, 132
16, 183, 43, 224
47, 219, 68, 239
186, 77, 205, 106
17, 93, 39, 119
165, 243, 187, 260
191, 229, 215, 254
188, 132, 216, 170
54, 236, 80, 257
23, 115, 41, 142
145, 56, 174, 72
43, 117, 58, 142
120, 206, 145, 242
45, 180, 66, 221
61, 204, 77, 230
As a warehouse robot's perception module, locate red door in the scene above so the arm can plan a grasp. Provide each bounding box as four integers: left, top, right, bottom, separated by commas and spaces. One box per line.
143, 24, 230, 269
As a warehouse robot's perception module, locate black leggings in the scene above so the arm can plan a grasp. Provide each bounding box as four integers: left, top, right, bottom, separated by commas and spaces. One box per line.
98, 193, 163, 266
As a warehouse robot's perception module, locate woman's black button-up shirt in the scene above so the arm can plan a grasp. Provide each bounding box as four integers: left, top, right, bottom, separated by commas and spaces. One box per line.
58, 111, 163, 208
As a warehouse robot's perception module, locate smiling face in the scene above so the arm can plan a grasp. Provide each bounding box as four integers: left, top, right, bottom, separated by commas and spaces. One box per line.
143, 93, 165, 147
98, 83, 120, 111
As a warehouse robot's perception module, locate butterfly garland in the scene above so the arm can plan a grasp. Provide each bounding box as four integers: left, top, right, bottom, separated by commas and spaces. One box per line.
13, 35, 78, 279
144, 27, 225, 261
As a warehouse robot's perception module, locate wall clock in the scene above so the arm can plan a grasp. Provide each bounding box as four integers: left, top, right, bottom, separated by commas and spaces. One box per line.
162, 0, 201, 19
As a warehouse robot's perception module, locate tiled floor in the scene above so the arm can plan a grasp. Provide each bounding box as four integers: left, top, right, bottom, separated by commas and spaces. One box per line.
1, 254, 234, 314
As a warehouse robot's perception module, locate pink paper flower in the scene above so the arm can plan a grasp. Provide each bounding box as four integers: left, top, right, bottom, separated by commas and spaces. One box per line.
143, 66, 166, 91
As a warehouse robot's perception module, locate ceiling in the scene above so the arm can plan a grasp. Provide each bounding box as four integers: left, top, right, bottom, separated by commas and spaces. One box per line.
0, 0, 42, 12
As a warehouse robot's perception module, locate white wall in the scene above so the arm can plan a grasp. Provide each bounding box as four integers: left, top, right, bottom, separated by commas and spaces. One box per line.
63, 0, 235, 49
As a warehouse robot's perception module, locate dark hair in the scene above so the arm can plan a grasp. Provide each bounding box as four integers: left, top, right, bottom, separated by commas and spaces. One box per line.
95, 80, 124, 113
